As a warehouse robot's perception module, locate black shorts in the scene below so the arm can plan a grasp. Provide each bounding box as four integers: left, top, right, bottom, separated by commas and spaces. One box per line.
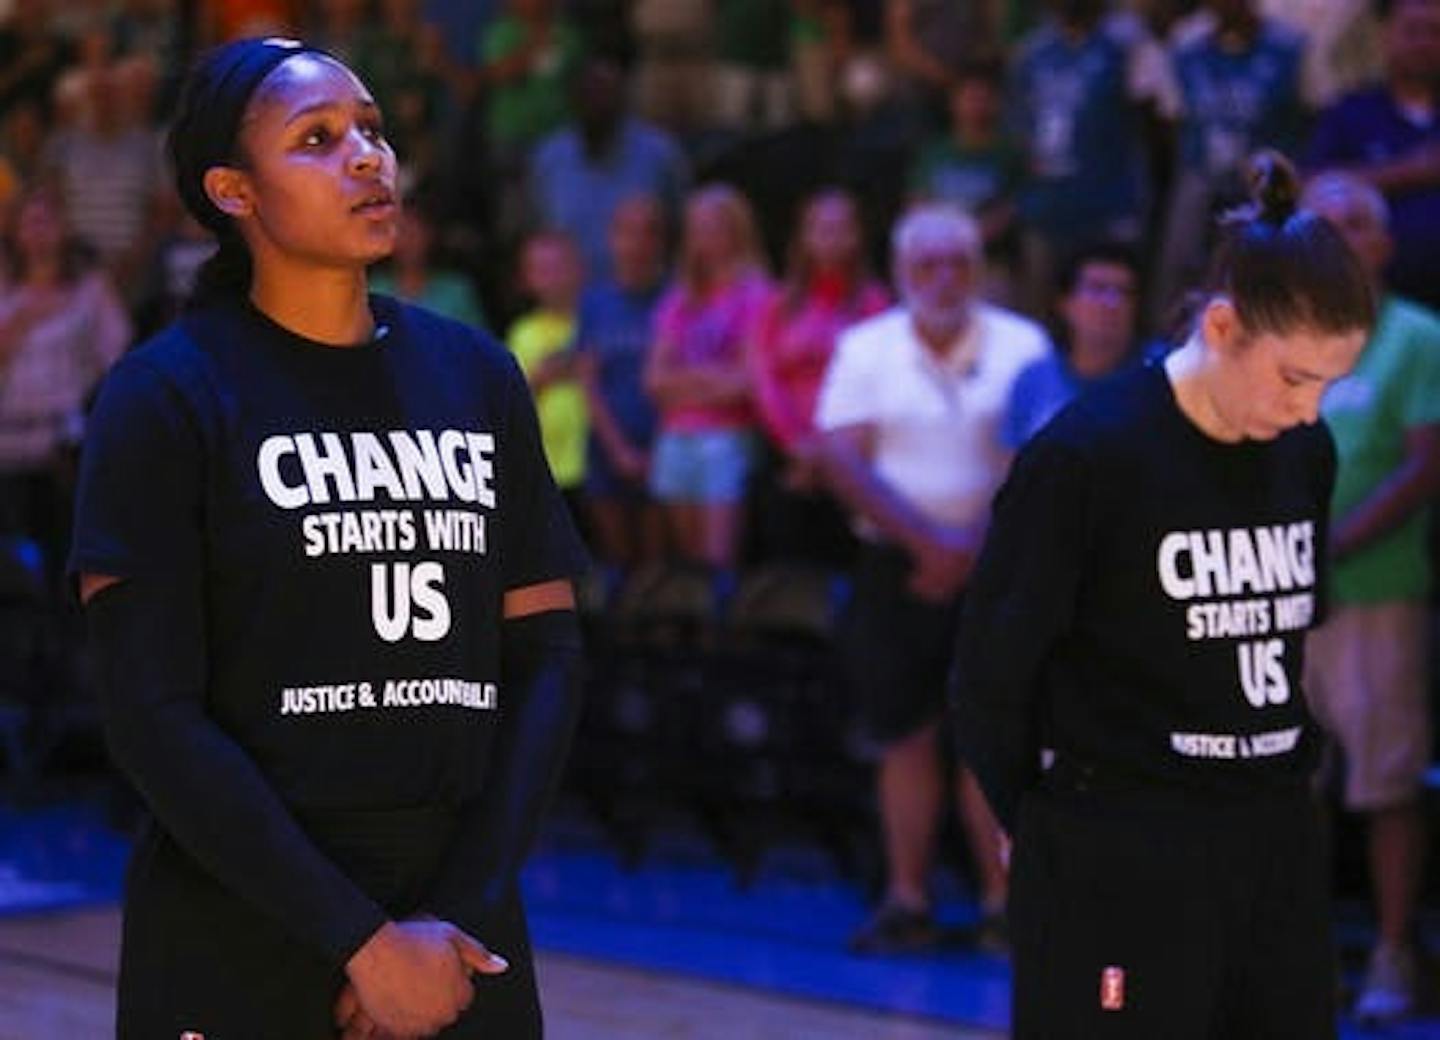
116, 808, 541, 1039
1009, 779, 1334, 1039
841, 543, 963, 744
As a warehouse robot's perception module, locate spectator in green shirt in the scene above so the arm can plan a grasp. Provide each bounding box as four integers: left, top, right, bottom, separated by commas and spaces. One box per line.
908, 58, 1023, 302
478, 0, 584, 252
1302, 171, 1440, 1026
479, 0, 584, 153
712, 0, 796, 131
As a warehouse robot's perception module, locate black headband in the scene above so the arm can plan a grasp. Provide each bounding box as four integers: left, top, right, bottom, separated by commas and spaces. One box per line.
168, 37, 331, 235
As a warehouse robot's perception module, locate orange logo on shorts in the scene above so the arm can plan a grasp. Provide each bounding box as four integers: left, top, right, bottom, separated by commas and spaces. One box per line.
1100, 966, 1126, 1011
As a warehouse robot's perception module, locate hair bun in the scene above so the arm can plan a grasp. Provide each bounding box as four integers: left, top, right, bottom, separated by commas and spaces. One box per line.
1246, 150, 1300, 226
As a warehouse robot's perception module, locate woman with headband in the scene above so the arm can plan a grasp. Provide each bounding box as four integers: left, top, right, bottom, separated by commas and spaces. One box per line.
70, 38, 586, 1038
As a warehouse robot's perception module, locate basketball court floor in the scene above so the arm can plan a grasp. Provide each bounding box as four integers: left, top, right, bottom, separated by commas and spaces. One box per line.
1, 795, 1437, 1038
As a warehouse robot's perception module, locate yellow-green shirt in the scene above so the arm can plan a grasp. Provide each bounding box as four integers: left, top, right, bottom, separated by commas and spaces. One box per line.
506, 310, 587, 489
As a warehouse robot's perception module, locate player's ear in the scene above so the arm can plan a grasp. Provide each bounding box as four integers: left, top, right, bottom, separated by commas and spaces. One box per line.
1200, 297, 1244, 358
203, 166, 255, 220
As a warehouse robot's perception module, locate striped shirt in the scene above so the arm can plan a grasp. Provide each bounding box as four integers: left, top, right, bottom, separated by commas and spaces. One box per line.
42, 126, 163, 260
0, 273, 131, 468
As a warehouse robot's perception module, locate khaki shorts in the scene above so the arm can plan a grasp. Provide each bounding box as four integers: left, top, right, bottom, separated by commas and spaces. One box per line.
1304, 602, 1432, 810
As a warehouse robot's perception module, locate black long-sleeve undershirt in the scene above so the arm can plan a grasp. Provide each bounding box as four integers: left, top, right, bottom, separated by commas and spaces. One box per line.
425, 608, 583, 926
951, 434, 1090, 833
86, 577, 389, 969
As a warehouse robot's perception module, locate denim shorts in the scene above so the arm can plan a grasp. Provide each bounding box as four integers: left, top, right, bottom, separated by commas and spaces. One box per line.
648, 428, 758, 504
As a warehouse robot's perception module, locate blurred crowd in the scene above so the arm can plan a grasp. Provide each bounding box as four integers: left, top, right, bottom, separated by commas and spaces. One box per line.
2, 0, 1437, 576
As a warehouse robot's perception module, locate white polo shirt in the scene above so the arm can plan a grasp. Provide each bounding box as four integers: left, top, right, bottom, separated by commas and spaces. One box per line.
815, 303, 1051, 530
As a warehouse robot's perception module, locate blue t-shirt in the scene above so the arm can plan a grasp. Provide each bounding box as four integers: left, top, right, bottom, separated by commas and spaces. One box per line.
1174, 21, 1306, 182
529, 119, 689, 283
1003, 348, 1154, 449
1306, 87, 1440, 310
1011, 15, 1152, 241
574, 279, 664, 449
422, 0, 498, 67
1003, 350, 1097, 449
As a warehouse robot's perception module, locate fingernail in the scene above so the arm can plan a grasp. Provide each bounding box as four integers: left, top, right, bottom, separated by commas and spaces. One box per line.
490, 954, 509, 971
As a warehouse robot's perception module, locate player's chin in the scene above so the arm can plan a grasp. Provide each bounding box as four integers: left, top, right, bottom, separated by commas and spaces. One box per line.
1247, 421, 1285, 441
348, 228, 399, 266
358, 240, 397, 266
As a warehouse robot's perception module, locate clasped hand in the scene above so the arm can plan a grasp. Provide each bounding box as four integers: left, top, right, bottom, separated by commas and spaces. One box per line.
339, 918, 508, 1039
906, 523, 977, 603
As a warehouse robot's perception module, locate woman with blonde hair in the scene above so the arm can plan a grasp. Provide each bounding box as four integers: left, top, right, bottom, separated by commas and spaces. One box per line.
644, 183, 772, 569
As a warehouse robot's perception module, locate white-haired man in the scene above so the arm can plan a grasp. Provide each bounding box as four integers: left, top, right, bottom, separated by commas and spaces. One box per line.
815, 205, 1050, 952
1302, 171, 1440, 1024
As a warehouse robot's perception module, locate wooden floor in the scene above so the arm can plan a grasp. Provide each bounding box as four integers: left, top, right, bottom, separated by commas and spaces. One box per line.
0, 908, 994, 1039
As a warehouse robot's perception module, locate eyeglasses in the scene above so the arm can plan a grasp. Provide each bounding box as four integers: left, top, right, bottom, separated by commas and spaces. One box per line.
1074, 278, 1136, 301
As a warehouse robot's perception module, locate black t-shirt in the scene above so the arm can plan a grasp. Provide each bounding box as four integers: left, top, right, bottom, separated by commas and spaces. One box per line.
954, 363, 1335, 829
73, 293, 586, 811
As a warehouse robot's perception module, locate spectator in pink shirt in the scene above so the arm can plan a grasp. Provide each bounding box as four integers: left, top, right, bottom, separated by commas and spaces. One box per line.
749, 188, 888, 563
644, 183, 772, 569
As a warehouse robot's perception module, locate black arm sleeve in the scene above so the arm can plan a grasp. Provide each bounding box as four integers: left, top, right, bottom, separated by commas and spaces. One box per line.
424, 609, 584, 923
950, 432, 1091, 833
87, 581, 390, 967
72, 355, 387, 968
